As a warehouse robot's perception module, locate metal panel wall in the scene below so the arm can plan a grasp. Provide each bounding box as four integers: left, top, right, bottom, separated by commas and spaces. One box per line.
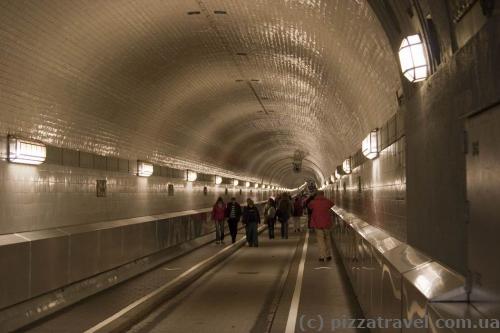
0, 203, 264, 311
332, 136, 407, 242
331, 207, 469, 333
466, 104, 500, 319
0, 160, 272, 235
0, 235, 30, 309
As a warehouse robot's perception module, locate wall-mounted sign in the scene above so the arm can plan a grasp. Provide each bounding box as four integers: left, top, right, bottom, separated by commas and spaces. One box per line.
96, 179, 107, 197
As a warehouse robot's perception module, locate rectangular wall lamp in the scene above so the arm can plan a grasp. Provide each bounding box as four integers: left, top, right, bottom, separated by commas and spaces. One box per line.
342, 157, 352, 174
186, 170, 197, 182
8, 136, 46, 165
137, 161, 154, 177
362, 129, 379, 160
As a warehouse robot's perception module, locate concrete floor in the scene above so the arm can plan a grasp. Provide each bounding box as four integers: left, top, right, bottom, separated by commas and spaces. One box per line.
127, 233, 301, 333
128, 218, 366, 333
22, 219, 366, 333
21, 232, 248, 333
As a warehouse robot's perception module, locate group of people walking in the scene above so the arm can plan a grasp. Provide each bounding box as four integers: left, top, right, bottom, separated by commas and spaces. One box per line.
211, 197, 260, 246
263, 193, 304, 240
211, 190, 335, 262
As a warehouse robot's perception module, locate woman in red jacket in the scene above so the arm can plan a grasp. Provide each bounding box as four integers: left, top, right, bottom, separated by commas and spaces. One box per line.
212, 197, 226, 244
308, 191, 335, 261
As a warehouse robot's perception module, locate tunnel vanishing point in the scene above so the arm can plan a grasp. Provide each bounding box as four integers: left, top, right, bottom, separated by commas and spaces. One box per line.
0, 1, 499, 332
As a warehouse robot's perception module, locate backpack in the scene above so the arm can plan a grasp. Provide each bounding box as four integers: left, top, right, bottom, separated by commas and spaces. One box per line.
268, 206, 276, 219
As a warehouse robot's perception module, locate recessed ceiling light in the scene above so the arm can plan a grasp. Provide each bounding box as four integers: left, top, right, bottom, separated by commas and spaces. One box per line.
235, 79, 245, 82
187, 11, 201, 15
214, 10, 227, 14
250, 79, 260, 82
236, 52, 247, 56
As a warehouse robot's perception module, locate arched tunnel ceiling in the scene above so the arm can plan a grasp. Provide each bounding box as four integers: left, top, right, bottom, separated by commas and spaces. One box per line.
0, 0, 401, 187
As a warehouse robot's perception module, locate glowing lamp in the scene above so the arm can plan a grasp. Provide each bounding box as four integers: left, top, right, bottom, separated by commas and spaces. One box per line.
334, 168, 341, 180
137, 161, 154, 177
245, 181, 250, 188
233, 179, 239, 186
186, 170, 197, 182
8, 136, 46, 165
362, 130, 379, 160
342, 158, 352, 174
254, 183, 259, 188
399, 34, 428, 82
215, 176, 223, 185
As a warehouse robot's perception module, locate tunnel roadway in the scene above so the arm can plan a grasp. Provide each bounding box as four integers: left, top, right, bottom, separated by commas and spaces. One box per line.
22, 218, 365, 333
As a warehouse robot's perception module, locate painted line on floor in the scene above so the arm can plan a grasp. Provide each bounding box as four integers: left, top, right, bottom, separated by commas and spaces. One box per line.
285, 229, 310, 333
84, 245, 235, 333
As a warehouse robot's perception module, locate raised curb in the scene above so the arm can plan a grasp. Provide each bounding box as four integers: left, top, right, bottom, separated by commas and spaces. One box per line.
85, 225, 267, 333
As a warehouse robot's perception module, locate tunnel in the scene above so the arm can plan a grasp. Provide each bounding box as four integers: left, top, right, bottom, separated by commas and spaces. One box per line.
0, 0, 499, 332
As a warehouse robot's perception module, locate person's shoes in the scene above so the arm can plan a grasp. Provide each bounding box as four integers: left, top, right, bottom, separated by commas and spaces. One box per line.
319, 258, 325, 262
326, 256, 332, 261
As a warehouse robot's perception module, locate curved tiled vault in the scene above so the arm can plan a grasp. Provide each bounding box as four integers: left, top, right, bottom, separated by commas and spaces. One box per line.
0, 0, 400, 187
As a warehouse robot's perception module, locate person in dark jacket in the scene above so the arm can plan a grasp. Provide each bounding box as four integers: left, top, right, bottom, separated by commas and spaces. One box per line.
225, 197, 242, 243
305, 192, 316, 230
293, 196, 304, 232
264, 198, 277, 239
242, 198, 261, 247
212, 197, 226, 244
277, 194, 292, 239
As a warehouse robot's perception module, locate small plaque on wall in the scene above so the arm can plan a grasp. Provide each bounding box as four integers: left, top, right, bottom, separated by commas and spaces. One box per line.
96, 179, 107, 197
203, 186, 208, 195
168, 184, 175, 196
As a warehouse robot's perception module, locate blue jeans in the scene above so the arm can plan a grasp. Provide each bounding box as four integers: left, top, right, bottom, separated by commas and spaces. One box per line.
215, 220, 224, 242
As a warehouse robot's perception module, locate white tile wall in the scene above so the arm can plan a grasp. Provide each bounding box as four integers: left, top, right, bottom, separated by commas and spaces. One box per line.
0, 0, 400, 188
0, 161, 270, 234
